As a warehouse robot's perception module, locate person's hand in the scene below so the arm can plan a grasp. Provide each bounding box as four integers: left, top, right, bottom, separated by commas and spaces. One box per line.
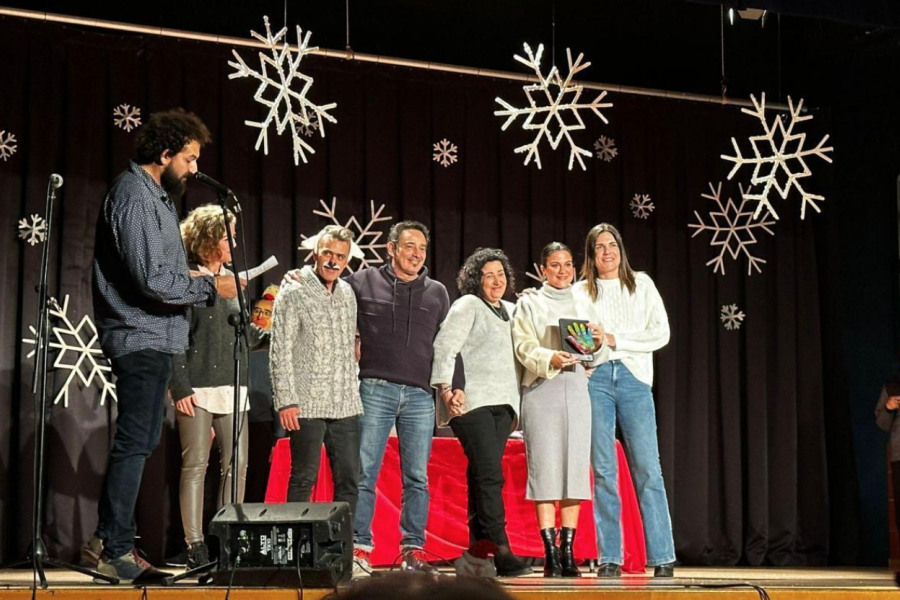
283, 269, 303, 285
550, 351, 577, 370
587, 323, 605, 346
888, 396, 900, 411
441, 388, 466, 416
280, 407, 301, 431
605, 333, 617, 349
175, 394, 198, 417
214, 276, 247, 299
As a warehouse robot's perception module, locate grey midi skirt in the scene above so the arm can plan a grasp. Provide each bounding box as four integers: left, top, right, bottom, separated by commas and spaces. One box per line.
520, 365, 592, 501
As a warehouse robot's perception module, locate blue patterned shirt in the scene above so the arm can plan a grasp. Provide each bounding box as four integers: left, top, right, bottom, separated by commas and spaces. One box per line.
92, 161, 217, 359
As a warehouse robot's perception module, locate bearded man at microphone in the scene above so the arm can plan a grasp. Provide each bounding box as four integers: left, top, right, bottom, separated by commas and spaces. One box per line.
87, 108, 241, 583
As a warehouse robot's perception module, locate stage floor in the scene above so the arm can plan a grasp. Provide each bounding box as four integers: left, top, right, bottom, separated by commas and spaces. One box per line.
0, 567, 898, 599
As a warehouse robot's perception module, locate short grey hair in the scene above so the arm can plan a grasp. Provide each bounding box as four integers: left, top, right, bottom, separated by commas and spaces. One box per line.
316, 224, 355, 251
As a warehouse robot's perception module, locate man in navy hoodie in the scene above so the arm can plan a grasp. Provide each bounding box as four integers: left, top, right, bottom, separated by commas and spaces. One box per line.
347, 221, 463, 577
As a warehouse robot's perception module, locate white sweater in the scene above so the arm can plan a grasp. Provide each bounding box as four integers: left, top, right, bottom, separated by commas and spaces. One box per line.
572, 273, 669, 386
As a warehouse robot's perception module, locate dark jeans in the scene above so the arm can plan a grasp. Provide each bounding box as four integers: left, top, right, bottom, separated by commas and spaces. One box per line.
96, 349, 172, 560
245, 421, 276, 503
449, 405, 514, 547
288, 416, 361, 520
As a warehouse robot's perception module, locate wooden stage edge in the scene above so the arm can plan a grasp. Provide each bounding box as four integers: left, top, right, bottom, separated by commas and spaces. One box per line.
0, 567, 898, 600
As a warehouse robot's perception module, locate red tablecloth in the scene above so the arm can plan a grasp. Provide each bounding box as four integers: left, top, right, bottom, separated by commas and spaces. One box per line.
266, 436, 646, 573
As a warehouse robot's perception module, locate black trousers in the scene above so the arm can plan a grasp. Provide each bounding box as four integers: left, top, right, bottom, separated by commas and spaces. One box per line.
287, 416, 361, 520
449, 405, 514, 547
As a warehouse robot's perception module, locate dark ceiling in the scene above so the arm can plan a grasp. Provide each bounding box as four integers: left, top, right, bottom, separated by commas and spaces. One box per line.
3, 0, 899, 108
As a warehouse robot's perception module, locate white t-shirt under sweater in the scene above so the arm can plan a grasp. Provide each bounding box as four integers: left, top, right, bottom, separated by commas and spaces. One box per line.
572, 272, 670, 386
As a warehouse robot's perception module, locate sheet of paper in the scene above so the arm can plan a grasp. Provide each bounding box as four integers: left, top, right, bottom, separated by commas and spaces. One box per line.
239, 255, 278, 281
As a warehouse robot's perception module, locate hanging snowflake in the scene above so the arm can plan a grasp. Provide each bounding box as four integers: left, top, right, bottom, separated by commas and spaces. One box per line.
299, 113, 319, 138
228, 16, 338, 166
0, 130, 17, 161
630, 194, 655, 219
299, 198, 393, 272
18, 214, 48, 246
113, 104, 142, 132
22, 296, 117, 407
525, 262, 545, 284
688, 182, 776, 276
495, 44, 612, 171
720, 304, 746, 331
594, 135, 618, 162
432, 138, 459, 168
722, 93, 833, 220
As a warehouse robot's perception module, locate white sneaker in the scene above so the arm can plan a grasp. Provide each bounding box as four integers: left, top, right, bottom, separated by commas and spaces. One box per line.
352, 547, 373, 579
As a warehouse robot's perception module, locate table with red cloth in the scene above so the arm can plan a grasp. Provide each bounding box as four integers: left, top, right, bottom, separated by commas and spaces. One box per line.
265, 436, 646, 573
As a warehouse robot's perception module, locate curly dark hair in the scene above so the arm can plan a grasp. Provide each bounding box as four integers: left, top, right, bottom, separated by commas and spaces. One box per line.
134, 108, 212, 165
456, 247, 516, 298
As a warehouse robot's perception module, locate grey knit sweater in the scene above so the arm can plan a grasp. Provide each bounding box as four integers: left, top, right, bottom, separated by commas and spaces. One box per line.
270, 266, 362, 419
431, 295, 520, 427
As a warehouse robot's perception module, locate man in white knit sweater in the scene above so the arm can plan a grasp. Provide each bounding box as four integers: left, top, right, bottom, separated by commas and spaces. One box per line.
271, 226, 363, 524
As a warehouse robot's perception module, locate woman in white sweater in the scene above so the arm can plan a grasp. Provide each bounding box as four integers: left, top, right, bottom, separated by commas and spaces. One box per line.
574, 223, 676, 578
512, 242, 603, 578
431, 248, 531, 577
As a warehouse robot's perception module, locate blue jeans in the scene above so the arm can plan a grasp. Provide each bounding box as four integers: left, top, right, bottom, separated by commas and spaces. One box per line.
588, 361, 675, 566
96, 349, 172, 560
354, 378, 434, 550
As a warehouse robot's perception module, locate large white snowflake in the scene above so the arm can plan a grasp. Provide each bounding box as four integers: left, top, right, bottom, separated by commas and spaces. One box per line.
630, 194, 655, 219
22, 296, 117, 407
720, 304, 746, 331
688, 182, 776, 276
299, 198, 393, 272
18, 214, 47, 246
722, 93, 833, 220
228, 16, 338, 166
594, 135, 618, 162
113, 104, 142, 132
0, 130, 17, 161
432, 138, 458, 167
495, 44, 612, 171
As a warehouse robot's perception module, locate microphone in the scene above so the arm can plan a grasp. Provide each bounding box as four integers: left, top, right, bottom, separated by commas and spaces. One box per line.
49, 174, 64, 189
193, 172, 241, 213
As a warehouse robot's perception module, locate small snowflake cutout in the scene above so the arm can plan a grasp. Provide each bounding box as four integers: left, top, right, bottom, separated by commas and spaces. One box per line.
720, 304, 746, 331
18, 214, 47, 246
113, 104, 142, 132
594, 136, 618, 162
630, 194, 654, 219
0, 130, 18, 161
432, 138, 458, 168
299, 113, 320, 138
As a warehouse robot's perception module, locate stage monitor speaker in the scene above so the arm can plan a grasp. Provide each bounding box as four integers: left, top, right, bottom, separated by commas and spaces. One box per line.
209, 502, 352, 588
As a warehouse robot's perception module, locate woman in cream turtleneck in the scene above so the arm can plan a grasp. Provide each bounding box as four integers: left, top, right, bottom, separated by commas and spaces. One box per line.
573, 223, 676, 579
512, 242, 604, 578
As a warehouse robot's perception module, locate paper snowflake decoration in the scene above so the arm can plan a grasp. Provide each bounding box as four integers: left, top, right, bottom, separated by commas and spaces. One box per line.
18, 214, 47, 246
722, 93, 833, 220
299, 113, 319, 138
720, 304, 746, 331
113, 104, 142, 132
688, 182, 776, 275
594, 135, 618, 162
299, 198, 393, 272
0, 130, 17, 161
22, 296, 117, 407
495, 44, 612, 170
228, 16, 338, 166
630, 194, 655, 219
525, 263, 545, 284
432, 138, 458, 168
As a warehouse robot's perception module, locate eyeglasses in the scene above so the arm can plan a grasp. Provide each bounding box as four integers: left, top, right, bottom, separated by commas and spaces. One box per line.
252, 308, 272, 317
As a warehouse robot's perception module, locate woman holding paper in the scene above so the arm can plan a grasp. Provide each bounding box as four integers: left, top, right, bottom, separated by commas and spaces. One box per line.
168, 205, 262, 570
574, 223, 675, 578
512, 242, 603, 578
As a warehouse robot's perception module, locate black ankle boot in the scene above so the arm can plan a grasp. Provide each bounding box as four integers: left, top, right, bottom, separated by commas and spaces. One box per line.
539, 528, 562, 578
558, 527, 581, 577
494, 544, 533, 577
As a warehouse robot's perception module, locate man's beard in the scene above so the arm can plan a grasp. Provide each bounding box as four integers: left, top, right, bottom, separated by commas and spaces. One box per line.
161, 164, 187, 200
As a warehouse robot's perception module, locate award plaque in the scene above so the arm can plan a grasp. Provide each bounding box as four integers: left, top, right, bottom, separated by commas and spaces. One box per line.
559, 318, 599, 362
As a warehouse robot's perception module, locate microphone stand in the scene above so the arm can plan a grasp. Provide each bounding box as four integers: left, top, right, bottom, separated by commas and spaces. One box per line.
2, 177, 118, 586
164, 190, 248, 586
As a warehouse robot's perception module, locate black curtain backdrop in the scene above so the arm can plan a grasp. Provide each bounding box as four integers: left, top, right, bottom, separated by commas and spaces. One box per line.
0, 17, 837, 566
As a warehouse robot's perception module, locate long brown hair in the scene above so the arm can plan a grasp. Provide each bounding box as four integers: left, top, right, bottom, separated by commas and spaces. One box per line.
580, 223, 637, 300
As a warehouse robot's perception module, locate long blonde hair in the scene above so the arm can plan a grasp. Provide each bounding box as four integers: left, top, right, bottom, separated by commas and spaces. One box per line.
180, 204, 234, 265
580, 223, 637, 301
